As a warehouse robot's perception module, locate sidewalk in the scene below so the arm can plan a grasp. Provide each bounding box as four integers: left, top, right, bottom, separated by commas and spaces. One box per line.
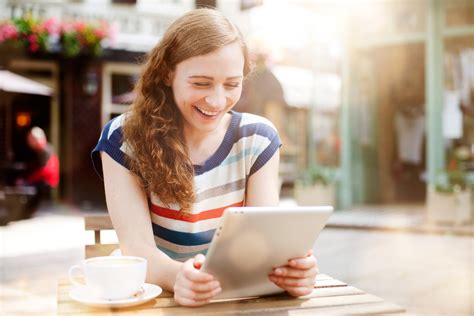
280, 199, 474, 236
328, 204, 474, 237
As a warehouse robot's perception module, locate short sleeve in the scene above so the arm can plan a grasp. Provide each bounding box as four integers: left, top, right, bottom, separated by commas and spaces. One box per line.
91, 114, 132, 179
240, 114, 282, 177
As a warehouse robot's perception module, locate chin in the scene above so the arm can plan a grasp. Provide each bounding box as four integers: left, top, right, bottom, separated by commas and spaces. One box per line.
195, 123, 220, 133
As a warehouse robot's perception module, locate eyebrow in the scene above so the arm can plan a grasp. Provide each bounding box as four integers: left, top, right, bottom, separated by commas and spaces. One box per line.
188, 75, 243, 80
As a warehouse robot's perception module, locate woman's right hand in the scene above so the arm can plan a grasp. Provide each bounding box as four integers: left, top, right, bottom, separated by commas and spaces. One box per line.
173, 254, 222, 306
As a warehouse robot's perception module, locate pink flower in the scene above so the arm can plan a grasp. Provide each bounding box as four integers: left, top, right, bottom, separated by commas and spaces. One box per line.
42, 17, 60, 36
0, 23, 18, 42
106, 21, 118, 46
74, 21, 86, 32
60, 21, 73, 34
27, 34, 39, 52
94, 28, 107, 39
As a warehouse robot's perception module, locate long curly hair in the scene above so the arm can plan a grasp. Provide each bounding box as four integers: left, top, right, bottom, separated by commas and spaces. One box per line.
122, 8, 251, 212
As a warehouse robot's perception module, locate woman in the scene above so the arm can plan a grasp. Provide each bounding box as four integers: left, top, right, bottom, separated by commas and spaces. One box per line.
92, 8, 318, 306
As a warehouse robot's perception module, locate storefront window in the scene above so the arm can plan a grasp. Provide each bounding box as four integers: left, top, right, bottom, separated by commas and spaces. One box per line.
111, 74, 136, 107
443, 1, 474, 182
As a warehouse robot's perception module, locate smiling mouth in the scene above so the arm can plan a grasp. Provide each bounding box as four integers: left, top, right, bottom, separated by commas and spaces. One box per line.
194, 106, 220, 117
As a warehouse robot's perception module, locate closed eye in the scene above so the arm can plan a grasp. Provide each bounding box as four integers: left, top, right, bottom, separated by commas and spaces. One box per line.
193, 82, 210, 87
225, 83, 240, 89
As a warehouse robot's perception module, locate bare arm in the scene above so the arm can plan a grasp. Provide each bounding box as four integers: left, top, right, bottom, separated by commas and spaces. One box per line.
101, 152, 181, 291
101, 152, 220, 305
245, 148, 280, 206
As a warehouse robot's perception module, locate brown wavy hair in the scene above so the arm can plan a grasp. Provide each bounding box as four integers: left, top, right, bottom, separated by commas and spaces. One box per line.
122, 8, 251, 212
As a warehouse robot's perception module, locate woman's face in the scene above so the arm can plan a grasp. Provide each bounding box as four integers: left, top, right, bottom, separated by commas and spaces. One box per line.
169, 42, 244, 135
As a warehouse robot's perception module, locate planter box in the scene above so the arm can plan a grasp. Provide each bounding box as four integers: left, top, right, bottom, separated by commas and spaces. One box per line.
294, 183, 335, 207
427, 188, 472, 225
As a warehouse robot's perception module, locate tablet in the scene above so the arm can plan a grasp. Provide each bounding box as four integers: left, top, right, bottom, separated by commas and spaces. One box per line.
201, 206, 333, 300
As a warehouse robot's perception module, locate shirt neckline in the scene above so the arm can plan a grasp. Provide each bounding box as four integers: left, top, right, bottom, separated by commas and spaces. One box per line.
193, 111, 241, 175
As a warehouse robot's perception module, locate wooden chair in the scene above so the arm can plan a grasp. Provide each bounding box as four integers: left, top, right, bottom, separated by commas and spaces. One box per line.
84, 213, 119, 258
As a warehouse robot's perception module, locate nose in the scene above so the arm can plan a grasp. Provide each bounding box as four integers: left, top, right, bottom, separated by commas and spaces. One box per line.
205, 86, 226, 108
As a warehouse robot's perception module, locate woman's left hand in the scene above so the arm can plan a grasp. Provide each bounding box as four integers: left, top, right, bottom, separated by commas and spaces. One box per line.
268, 249, 318, 297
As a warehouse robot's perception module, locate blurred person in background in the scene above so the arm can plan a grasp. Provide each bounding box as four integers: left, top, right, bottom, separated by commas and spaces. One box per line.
16, 126, 59, 218
234, 52, 295, 172
234, 52, 289, 144
234, 52, 287, 117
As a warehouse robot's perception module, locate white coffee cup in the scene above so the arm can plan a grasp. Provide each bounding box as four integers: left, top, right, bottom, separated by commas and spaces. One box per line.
68, 256, 147, 300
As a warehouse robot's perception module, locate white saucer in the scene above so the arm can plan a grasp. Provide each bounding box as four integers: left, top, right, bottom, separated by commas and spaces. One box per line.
69, 283, 162, 308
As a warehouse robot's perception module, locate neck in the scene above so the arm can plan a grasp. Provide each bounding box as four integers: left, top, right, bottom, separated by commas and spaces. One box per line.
183, 113, 231, 162
183, 126, 216, 149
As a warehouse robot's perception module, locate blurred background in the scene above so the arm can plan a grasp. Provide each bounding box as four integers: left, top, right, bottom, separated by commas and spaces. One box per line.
0, 0, 473, 315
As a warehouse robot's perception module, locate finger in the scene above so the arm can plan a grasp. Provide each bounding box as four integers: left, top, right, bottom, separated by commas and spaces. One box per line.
269, 275, 315, 288
306, 249, 313, 256
176, 286, 222, 301
272, 266, 318, 278
286, 286, 314, 297
177, 277, 220, 293
183, 259, 214, 282
288, 255, 317, 270
193, 254, 205, 269
189, 280, 221, 293
174, 295, 211, 307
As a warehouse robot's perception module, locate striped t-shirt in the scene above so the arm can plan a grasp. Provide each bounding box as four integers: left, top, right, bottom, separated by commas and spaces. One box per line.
91, 111, 281, 262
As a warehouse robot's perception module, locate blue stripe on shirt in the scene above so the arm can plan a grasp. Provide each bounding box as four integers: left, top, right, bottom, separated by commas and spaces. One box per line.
249, 137, 281, 176
157, 245, 209, 261
152, 222, 216, 246
195, 117, 280, 175
91, 116, 131, 179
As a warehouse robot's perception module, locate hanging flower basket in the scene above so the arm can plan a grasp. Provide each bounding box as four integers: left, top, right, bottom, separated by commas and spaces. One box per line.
0, 15, 115, 58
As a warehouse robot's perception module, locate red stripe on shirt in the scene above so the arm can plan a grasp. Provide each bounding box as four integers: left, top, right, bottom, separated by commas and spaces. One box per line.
150, 200, 244, 223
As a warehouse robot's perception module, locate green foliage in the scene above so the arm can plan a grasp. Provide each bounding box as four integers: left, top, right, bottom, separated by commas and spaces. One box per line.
300, 165, 340, 187
434, 170, 474, 194
61, 32, 81, 57
434, 145, 474, 193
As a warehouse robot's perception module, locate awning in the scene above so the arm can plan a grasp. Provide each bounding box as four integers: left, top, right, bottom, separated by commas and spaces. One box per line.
0, 70, 52, 96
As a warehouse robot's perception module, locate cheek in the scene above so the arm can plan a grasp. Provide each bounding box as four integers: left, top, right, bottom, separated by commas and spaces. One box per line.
173, 88, 204, 108
186, 91, 208, 106
230, 88, 243, 104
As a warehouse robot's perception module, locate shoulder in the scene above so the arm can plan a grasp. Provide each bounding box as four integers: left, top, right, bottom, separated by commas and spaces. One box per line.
100, 113, 128, 142
92, 113, 132, 179
231, 112, 281, 176
236, 111, 279, 138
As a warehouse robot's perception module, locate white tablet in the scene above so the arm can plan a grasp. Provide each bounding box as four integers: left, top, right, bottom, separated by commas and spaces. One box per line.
201, 206, 333, 300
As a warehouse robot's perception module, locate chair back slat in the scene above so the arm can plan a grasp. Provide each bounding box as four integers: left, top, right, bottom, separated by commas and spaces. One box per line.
85, 214, 114, 230
84, 213, 118, 258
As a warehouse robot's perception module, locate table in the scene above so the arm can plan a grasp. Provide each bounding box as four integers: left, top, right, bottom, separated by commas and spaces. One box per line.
57, 274, 405, 315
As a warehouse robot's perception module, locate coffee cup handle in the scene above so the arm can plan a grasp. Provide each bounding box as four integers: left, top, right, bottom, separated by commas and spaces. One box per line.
68, 265, 86, 288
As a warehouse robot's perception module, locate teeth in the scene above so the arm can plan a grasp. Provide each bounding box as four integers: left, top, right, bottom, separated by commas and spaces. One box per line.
196, 107, 219, 116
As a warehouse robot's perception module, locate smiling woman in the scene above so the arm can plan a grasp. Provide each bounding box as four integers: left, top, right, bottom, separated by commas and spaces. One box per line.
120, 9, 251, 213
90, 8, 318, 307
167, 41, 244, 140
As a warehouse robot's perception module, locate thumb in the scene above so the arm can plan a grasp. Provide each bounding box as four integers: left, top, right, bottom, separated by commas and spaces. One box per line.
193, 254, 205, 269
